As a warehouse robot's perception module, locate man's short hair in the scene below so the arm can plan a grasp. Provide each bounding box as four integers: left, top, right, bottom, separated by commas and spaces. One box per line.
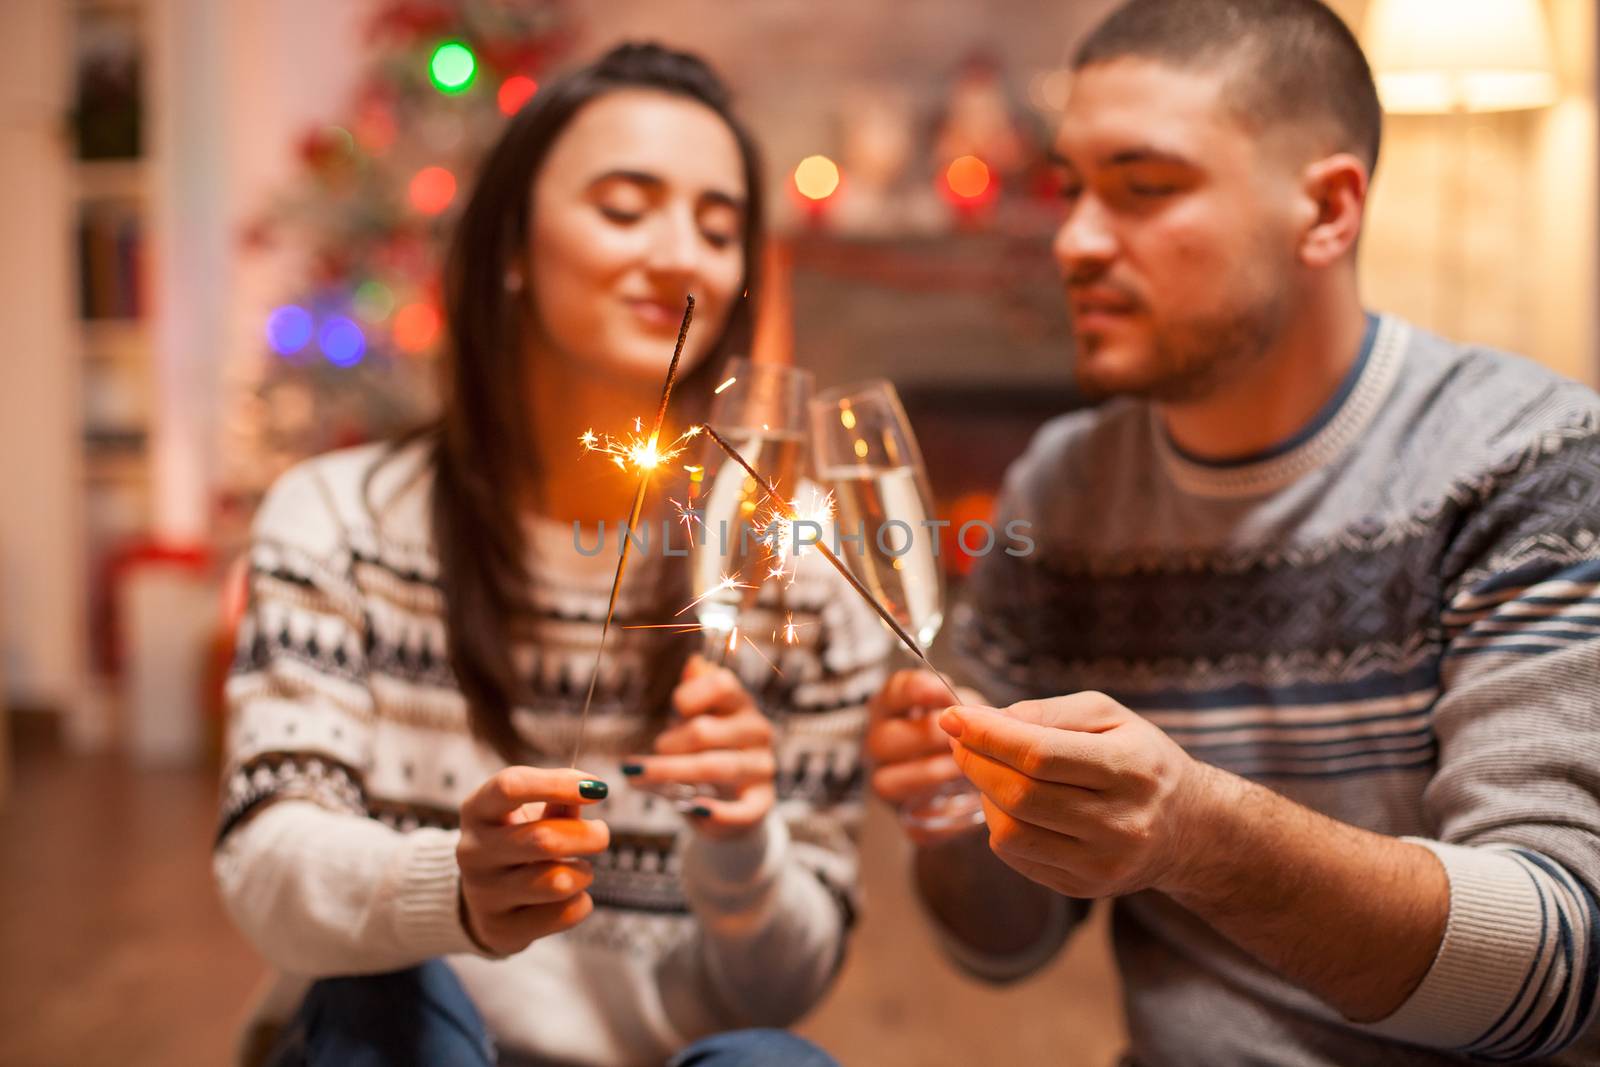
1073, 0, 1383, 171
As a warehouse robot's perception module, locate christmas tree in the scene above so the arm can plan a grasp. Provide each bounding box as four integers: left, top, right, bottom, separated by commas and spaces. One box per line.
221, 0, 571, 518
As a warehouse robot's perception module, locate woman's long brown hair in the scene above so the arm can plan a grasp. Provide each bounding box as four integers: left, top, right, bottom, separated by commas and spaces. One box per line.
410, 43, 765, 763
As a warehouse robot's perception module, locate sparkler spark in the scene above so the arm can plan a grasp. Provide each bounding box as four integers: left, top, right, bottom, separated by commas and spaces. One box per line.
700, 425, 961, 703
754, 484, 836, 587
675, 573, 754, 617
714, 376, 738, 395
570, 295, 695, 767
580, 424, 702, 474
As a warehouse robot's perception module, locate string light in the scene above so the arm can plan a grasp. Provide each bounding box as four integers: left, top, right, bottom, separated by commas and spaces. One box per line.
429, 41, 477, 95
393, 302, 441, 354
265, 305, 313, 355
497, 75, 538, 115
409, 166, 457, 215
793, 155, 842, 201
943, 155, 993, 203
353, 280, 395, 322
319, 316, 366, 367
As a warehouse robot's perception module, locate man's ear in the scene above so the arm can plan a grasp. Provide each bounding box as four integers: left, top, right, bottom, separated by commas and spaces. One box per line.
1298, 153, 1369, 269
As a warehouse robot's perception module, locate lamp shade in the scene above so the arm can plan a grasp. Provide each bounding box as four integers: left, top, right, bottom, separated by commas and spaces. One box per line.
1362, 0, 1558, 113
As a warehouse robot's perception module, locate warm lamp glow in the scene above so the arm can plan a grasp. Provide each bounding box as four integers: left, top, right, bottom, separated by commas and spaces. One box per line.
1362, 0, 1558, 114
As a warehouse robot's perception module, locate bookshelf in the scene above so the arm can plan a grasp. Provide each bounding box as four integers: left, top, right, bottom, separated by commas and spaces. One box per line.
71, 0, 155, 687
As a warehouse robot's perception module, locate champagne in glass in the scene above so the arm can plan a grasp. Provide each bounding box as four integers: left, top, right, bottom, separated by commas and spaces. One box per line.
637, 360, 810, 813
687, 359, 813, 657
810, 380, 982, 838
821, 465, 944, 650
689, 427, 805, 648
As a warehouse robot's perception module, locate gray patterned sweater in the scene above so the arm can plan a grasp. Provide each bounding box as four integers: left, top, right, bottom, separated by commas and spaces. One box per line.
951, 314, 1600, 1064
212, 441, 888, 1066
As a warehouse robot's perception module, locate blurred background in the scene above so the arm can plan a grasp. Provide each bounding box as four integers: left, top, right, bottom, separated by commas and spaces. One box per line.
0, 0, 1594, 1063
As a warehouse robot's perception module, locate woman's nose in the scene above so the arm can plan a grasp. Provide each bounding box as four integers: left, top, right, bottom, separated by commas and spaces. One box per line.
644, 209, 701, 278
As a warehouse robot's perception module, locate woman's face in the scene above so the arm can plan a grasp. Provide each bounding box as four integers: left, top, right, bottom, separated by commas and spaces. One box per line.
526, 89, 748, 381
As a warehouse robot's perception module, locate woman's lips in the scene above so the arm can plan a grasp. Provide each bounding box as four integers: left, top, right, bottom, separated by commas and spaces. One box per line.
625, 297, 685, 332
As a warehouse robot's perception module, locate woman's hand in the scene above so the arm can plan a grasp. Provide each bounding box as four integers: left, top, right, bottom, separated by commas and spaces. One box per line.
456, 767, 611, 956
866, 670, 963, 801
624, 655, 776, 840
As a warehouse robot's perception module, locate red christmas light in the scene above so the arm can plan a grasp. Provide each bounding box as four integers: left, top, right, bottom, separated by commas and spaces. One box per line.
394, 301, 441, 353
498, 75, 538, 115
941, 155, 995, 204
408, 166, 457, 215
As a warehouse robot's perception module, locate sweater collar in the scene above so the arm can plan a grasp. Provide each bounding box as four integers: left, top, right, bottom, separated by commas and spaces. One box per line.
1153, 313, 1406, 499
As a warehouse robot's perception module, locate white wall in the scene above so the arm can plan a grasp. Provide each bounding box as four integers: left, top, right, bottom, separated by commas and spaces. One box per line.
1336, 0, 1596, 383
0, 0, 82, 714
151, 0, 375, 541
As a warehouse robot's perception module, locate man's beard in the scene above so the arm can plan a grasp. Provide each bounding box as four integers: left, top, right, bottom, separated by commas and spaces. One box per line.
1074, 295, 1286, 405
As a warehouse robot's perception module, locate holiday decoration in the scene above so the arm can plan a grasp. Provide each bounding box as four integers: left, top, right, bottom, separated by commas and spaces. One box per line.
222, 0, 572, 516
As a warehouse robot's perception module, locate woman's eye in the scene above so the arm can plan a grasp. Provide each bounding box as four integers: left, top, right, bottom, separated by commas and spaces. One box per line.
701, 230, 735, 250
598, 205, 642, 224
1129, 183, 1177, 197
1059, 184, 1083, 202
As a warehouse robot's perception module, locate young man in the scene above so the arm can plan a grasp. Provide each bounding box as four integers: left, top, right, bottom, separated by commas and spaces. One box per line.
869, 1, 1600, 1062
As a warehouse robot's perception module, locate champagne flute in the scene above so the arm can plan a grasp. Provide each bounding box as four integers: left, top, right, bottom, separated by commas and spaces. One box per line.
809, 380, 984, 838
687, 358, 813, 660
643, 359, 810, 814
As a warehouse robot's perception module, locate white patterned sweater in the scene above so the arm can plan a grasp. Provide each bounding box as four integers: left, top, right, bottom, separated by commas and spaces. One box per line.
212, 441, 889, 1066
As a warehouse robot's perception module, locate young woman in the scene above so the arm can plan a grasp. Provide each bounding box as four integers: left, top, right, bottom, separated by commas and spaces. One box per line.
215, 44, 887, 1067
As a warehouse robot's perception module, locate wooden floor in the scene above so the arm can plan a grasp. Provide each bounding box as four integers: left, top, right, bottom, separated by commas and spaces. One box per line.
0, 730, 1126, 1066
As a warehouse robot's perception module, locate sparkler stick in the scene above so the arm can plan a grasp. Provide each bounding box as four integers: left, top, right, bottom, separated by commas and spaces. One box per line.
701, 426, 962, 704
570, 295, 695, 767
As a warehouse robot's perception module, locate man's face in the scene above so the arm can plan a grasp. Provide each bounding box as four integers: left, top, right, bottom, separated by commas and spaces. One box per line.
1053, 58, 1303, 402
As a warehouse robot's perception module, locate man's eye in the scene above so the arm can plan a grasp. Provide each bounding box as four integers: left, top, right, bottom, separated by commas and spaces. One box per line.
598, 206, 642, 224
1059, 184, 1083, 201
1128, 183, 1177, 197
701, 230, 735, 249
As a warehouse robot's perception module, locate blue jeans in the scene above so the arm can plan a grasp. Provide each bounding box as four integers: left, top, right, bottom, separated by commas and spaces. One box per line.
266, 959, 840, 1067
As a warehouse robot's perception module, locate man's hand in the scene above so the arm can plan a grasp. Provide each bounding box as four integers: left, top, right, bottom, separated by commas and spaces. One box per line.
941, 691, 1451, 1022
624, 655, 776, 840
870, 670, 1072, 967
939, 691, 1207, 898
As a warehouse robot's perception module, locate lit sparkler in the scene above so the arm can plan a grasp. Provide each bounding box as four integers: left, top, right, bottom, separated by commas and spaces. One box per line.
580, 421, 703, 474
570, 295, 695, 767
755, 484, 835, 586
675, 573, 755, 617
701, 425, 961, 703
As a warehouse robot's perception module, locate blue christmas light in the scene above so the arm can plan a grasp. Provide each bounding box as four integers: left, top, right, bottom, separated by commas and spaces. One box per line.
266, 305, 313, 355
319, 316, 366, 367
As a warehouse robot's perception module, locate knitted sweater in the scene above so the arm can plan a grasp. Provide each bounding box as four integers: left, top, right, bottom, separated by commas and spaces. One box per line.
213, 440, 888, 1067
950, 313, 1600, 1064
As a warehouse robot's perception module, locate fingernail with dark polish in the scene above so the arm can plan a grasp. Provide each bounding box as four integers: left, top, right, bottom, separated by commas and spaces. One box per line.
620, 762, 644, 777
688, 804, 712, 818
578, 780, 609, 800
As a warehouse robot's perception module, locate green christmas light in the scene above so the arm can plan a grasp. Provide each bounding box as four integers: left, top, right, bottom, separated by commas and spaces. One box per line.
429, 41, 477, 94
353, 280, 395, 322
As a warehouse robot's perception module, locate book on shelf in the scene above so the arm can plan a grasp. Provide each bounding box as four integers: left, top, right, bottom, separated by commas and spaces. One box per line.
76, 202, 146, 321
